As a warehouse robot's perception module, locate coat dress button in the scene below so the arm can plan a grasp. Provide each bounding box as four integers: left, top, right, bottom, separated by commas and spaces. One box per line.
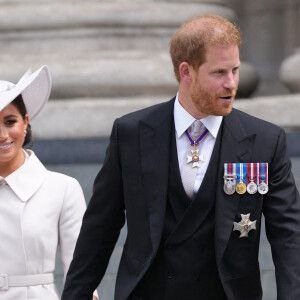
167, 272, 174, 279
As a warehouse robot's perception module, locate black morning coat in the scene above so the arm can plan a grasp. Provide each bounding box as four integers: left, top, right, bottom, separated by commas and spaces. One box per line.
62, 97, 300, 300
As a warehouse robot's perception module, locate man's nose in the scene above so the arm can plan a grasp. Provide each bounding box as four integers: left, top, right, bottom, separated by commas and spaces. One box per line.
224, 73, 238, 90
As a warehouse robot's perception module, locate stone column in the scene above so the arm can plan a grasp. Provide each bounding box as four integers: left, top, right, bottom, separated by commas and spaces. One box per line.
236, 0, 289, 96
279, 0, 300, 93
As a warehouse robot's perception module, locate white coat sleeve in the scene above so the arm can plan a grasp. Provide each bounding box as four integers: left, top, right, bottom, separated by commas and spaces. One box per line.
59, 177, 99, 299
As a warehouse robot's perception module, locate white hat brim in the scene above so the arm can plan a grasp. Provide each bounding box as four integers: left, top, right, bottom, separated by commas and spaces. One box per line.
0, 65, 51, 120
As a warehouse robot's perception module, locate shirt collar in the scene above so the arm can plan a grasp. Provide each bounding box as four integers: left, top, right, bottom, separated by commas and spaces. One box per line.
174, 93, 222, 139
5, 150, 48, 202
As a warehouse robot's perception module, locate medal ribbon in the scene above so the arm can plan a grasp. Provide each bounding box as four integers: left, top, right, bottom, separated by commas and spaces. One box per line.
237, 163, 246, 183
236, 163, 240, 182
261, 162, 265, 183
185, 128, 209, 146
247, 163, 257, 183
259, 162, 268, 184
242, 163, 246, 183
228, 163, 237, 184
233, 163, 237, 183
246, 163, 250, 184
224, 163, 236, 184
224, 163, 228, 183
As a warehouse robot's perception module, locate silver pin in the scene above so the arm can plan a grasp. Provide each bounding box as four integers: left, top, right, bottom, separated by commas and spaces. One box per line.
233, 213, 257, 238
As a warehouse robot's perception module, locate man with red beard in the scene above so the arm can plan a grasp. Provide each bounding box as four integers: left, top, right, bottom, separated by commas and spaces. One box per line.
63, 15, 300, 300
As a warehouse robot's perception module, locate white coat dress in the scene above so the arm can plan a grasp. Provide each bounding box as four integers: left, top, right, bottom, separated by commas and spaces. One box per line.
0, 150, 88, 299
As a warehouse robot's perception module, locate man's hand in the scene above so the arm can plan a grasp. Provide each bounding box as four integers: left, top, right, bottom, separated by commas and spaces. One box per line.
93, 296, 98, 300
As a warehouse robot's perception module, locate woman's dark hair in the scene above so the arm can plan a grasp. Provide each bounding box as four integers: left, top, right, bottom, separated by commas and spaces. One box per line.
11, 94, 33, 147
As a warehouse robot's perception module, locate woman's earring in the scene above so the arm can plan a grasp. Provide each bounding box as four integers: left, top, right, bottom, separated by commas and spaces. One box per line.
24, 130, 27, 137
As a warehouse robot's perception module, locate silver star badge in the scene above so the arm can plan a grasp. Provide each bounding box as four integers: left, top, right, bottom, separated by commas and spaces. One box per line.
233, 213, 257, 238
187, 149, 204, 168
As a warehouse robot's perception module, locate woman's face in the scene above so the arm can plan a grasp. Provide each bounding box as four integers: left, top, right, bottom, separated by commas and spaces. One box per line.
0, 103, 28, 176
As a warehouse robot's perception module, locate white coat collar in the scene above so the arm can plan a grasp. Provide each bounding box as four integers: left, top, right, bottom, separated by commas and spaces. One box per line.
5, 150, 48, 202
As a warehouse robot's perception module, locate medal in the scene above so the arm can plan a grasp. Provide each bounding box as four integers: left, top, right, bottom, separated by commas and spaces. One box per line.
247, 181, 257, 194
258, 181, 268, 194
224, 162, 268, 195
233, 213, 257, 238
258, 162, 269, 194
224, 178, 236, 195
223, 163, 237, 195
186, 148, 204, 168
236, 163, 247, 194
185, 127, 209, 168
247, 163, 257, 194
236, 181, 247, 194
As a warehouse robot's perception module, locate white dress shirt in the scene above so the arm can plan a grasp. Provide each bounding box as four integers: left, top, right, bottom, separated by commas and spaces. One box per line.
174, 94, 223, 194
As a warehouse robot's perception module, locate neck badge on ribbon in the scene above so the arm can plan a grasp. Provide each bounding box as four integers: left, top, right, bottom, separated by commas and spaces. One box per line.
185, 128, 209, 168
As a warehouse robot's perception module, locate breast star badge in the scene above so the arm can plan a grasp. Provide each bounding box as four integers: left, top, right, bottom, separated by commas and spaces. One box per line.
233, 213, 257, 238
187, 149, 204, 168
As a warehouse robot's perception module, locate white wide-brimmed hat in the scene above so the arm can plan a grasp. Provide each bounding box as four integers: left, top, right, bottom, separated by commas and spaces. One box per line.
0, 65, 51, 120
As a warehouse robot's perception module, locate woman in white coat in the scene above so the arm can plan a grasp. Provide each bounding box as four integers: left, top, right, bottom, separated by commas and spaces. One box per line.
0, 66, 98, 300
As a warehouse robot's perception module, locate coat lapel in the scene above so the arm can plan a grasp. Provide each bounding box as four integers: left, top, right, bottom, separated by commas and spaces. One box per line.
215, 109, 257, 266
139, 99, 174, 252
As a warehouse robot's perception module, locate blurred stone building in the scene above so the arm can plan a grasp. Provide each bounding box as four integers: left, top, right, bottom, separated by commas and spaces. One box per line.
1, 1, 300, 299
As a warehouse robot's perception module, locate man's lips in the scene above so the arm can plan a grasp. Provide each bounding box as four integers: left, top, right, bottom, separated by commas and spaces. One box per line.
219, 95, 233, 101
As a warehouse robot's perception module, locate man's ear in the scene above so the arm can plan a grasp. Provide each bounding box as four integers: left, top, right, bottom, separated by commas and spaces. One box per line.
179, 62, 193, 82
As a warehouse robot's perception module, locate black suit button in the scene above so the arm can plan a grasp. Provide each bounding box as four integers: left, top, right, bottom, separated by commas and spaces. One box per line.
167, 272, 174, 279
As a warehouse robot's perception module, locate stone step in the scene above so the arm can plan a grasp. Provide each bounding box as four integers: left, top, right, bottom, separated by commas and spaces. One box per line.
0, 0, 259, 98
30, 93, 300, 140
0, 52, 257, 98
0, 1, 234, 34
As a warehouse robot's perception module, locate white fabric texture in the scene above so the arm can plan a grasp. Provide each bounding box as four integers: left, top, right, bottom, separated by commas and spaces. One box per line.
0, 150, 97, 299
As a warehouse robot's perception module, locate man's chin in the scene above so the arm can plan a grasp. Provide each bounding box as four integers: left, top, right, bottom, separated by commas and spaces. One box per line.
214, 105, 233, 116
223, 104, 233, 115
